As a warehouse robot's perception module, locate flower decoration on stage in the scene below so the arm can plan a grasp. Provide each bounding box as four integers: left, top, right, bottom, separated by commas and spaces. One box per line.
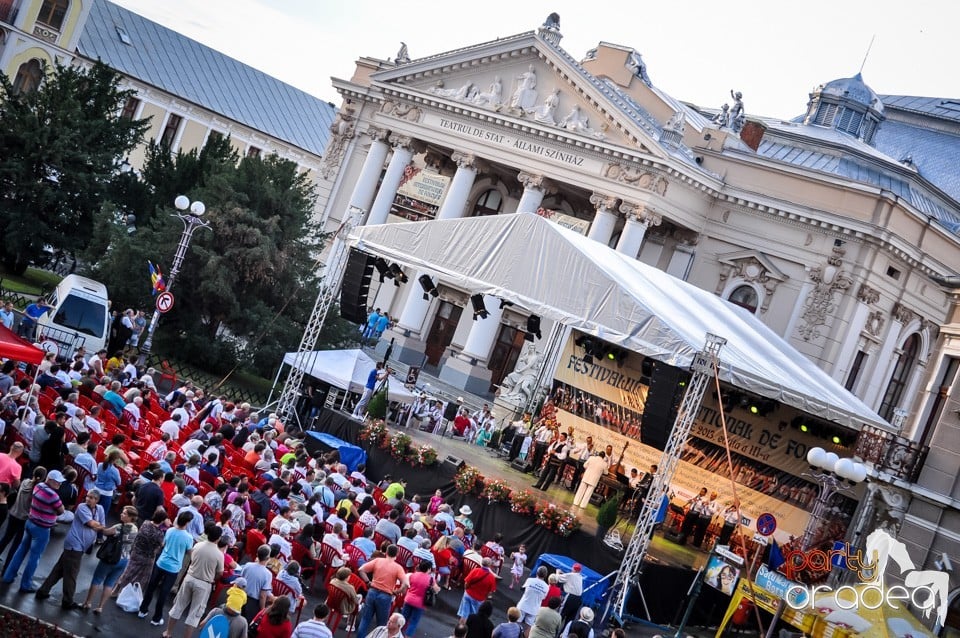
359, 420, 388, 447
0, 606, 77, 637
481, 479, 512, 504
509, 489, 537, 516
536, 503, 582, 537
412, 445, 438, 467
454, 465, 484, 495
388, 431, 413, 461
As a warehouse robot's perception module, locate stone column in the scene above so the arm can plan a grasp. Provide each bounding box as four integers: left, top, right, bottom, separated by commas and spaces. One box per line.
347, 128, 390, 218
460, 296, 504, 360
665, 229, 700, 280
616, 202, 661, 259
437, 152, 481, 220
587, 193, 619, 245
440, 295, 506, 395
367, 134, 424, 226
832, 284, 879, 382
516, 171, 554, 213
396, 273, 432, 335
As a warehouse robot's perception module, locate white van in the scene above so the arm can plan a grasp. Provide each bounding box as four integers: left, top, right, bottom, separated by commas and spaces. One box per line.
36, 274, 110, 358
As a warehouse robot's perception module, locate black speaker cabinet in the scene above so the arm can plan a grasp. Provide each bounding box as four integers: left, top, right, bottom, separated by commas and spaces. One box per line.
340, 249, 375, 324
641, 361, 691, 451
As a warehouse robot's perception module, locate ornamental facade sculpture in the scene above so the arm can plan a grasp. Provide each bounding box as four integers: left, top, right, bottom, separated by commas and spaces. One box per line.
498, 343, 543, 406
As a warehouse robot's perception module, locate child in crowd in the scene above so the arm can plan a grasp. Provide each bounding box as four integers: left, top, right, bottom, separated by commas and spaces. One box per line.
428, 489, 444, 515
509, 544, 527, 590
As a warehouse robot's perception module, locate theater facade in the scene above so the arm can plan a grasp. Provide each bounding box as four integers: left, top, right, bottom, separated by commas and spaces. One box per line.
316, 17, 960, 628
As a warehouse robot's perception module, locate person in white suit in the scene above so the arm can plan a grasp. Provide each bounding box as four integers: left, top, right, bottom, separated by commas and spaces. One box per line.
573, 451, 608, 510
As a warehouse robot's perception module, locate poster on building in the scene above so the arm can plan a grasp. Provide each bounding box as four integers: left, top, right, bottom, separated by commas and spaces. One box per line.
550, 334, 860, 542
536, 207, 590, 235
397, 167, 451, 207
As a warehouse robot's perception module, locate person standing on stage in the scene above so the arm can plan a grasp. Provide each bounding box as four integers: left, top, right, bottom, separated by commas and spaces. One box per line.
352, 362, 385, 420
693, 492, 720, 548
533, 432, 569, 491
528, 421, 555, 475
718, 500, 741, 546
572, 451, 607, 511
677, 487, 708, 546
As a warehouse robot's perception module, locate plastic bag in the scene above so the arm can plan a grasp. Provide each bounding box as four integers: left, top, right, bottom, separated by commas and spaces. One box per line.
116, 582, 143, 613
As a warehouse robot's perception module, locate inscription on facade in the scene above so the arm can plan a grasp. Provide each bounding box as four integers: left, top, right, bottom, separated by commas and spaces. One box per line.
426, 114, 601, 172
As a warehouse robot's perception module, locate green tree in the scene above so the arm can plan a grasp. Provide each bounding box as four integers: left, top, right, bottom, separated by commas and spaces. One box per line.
0, 60, 149, 273
93, 136, 357, 376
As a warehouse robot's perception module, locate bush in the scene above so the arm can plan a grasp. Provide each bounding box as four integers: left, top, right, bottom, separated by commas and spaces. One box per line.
596, 493, 620, 529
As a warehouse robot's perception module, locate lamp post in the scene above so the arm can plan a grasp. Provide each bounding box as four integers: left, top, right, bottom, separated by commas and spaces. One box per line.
764, 446, 867, 638
138, 195, 210, 364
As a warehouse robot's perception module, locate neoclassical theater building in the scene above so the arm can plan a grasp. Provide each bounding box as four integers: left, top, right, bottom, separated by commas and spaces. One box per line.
317, 17, 960, 626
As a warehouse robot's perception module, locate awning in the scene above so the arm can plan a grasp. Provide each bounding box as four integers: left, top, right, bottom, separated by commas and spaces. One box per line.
348, 213, 889, 431
282, 349, 416, 403
0, 324, 43, 365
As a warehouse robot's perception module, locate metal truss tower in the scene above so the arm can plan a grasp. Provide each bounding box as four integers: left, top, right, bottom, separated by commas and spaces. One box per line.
275, 208, 364, 421
609, 333, 727, 623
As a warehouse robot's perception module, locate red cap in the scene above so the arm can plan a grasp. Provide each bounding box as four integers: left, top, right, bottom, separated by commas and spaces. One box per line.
573, 563, 582, 572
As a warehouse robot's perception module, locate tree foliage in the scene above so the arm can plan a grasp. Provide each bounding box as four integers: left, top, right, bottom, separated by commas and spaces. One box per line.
91, 137, 357, 377
0, 60, 149, 273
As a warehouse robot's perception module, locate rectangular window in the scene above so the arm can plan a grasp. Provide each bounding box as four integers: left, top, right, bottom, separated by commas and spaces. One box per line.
120, 96, 140, 121
845, 350, 868, 391
159, 113, 183, 148
246, 146, 261, 158
814, 103, 837, 126
37, 0, 68, 30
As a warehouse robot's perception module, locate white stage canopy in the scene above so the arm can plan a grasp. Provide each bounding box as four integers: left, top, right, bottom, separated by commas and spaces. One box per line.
282, 349, 416, 403
349, 213, 890, 431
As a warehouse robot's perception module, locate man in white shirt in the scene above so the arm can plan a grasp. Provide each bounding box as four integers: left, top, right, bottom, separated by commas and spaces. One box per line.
321, 522, 349, 567
88, 349, 107, 378
123, 396, 143, 430
161, 413, 183, 440
84, 406, 103, 434
534, 432, 570, 491
146, 432, 171, 461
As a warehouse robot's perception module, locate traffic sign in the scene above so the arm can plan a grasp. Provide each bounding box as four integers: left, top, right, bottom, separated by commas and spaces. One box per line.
405, 366, 420, 385
156, 291, 175, 314
756, 512, 777, 536
39, 340, 59, 357
198, 612, 229, 638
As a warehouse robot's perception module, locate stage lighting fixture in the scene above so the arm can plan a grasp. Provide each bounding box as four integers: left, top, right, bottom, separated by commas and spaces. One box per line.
374, 257, 393, 282
471, 294, 489, 320
499, 300, 514, 310
418, 274, 439, 300
388, 263, 408, 284
832, 435, 842, 445
800, 423, 809, 433
525, 315, 542, 341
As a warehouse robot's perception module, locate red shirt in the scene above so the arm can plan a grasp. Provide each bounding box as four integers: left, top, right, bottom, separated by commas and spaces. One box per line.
0, 453, 22, 485
542, 584, 562, 606
453, 415, 471, 436
463, 566, 497, 602
252, 612, 292, 638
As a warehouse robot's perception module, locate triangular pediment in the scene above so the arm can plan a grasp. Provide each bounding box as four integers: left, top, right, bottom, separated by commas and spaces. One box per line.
369, 33, 669, 158
717, 250, 789, 282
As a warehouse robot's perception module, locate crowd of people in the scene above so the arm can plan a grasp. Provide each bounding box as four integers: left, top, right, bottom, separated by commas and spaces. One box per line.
0, 349, 609, 638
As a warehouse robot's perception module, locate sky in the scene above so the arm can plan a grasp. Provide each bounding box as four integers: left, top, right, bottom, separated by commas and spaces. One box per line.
111, 0, 959, 120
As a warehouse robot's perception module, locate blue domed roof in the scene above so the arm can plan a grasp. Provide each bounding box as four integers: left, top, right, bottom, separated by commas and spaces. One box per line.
819, 73, 884, 114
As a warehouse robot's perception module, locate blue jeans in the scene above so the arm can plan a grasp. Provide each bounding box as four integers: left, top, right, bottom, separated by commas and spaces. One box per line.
401, 604, 424, 636
91, 557, 129, 588
3, 519, 52, 590
357, 588, 393, 638
98, 493, 114, 517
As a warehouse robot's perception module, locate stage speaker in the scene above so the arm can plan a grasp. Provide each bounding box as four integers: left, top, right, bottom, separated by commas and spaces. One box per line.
340, 248, 375, 324
641, 361, 691, 451
443, 455, 465, 470
510, 458, 529, 472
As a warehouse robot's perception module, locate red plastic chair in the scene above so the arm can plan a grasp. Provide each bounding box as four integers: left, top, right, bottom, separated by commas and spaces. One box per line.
343, 544, 367, 572
351, 521, 369, 540
394, 544, 414, 571
319, 542, 343, 586
325, 584, 359, 638
372, 532, 391, 551
290, 541, 319, 593
480, 544, 504, 575
271, 578, 304, 624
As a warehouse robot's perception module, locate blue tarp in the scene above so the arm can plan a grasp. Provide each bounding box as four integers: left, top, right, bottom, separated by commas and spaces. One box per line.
531, 553, 609, 608
305, 431, 368, 472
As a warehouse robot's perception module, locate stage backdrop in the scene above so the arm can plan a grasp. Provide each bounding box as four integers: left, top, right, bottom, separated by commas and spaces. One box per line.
552, 336, 860, 542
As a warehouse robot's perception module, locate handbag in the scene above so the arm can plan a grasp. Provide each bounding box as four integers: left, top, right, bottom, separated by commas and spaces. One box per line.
116, 582, 143, 613
248, 608, 265, 637
96, 526, 124, 565
424, 578, 437, 607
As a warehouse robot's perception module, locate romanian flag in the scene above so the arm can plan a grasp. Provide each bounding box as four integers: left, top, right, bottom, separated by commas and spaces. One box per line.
148, 261, 166, 296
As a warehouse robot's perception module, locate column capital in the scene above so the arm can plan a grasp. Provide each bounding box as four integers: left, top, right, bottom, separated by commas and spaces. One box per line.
388, 134, 425, 154
517, 171, 555, 195
619, 202, 662, 226
451, 151, 485, 172
856, 283, 880, 305
589, 192, 619, 212
365, 126, 390, 142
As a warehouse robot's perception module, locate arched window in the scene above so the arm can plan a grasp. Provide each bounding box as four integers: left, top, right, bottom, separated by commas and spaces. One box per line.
13, 59, 43, 94
37, 0, 69, 30
878, 333, 920, 422
727, 284, 759, 314
472, 189, 502, 217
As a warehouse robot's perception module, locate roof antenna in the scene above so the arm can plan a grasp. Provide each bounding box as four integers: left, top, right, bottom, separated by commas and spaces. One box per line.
859, 35, 876, 74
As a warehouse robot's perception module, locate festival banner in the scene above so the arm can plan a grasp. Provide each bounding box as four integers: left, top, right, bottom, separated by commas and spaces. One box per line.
397, 167, 451, 207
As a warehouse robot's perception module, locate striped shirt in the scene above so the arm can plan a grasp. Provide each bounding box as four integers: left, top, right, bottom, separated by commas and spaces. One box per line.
291, 619, 334, 638
29, 482, 63, 528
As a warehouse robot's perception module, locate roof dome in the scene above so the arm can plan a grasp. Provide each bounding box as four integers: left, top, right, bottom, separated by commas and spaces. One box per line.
818, 73, 884, 115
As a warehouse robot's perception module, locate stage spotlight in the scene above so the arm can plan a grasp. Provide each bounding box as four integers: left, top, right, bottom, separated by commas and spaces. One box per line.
389, 263, 408, 284
499, 300, 514, 310
418, 274, 439, 300
800, 423, 809, 433
526, 315, 542, 341
471, 294, 489, 320
832, 435, 842, 445
374, 257, 393, 283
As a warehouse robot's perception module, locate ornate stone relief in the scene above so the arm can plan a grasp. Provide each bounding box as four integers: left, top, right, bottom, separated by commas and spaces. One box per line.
450, 151, 486, 172
517, 171, 556, 195
380, 99, 423, 122
893, 302, 918, 326
388, 134, 425, 155
660, 111, 685, 148
558, 105, 605, 139
589, 192, 619, 213
672, 229, 700, 246
715, 252, 787, 315
619, 202, 662, 227
856, 283, 880, 305
603, 162, 669, 195
864, 310, 885, 338
626, 50, 652, 86
797, 244, 853, 341
319, 105, 356, 179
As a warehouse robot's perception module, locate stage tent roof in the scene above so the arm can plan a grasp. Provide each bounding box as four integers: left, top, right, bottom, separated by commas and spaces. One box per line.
348, 213, 890, 431
282, 349, 417, 403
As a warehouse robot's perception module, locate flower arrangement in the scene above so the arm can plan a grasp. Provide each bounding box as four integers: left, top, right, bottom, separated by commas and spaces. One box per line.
454, 465, 484, 495
358, 420, 388, 447
509, 489, 537, 516
481, 479, 512, 504
388, 431, 412, 461
0, 606, 77, 637
536, 503, 582, 537
409, 444, 438, 467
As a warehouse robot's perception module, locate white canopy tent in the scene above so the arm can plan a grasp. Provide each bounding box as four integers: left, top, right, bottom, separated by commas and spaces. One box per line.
348, 213, 890, 431
282, 349, 417, 403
